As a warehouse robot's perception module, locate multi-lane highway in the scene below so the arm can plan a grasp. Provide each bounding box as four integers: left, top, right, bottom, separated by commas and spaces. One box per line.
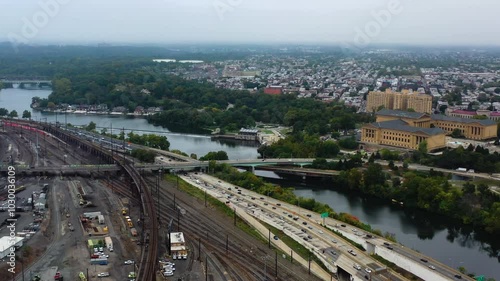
184, 173, 409, 281
185, 172, 473, 281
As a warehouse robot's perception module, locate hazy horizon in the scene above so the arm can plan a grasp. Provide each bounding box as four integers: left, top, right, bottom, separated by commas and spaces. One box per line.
2, 0, 500, 47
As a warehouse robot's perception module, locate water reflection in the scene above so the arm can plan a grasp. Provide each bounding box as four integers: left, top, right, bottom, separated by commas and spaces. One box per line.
261, 176, 499, 279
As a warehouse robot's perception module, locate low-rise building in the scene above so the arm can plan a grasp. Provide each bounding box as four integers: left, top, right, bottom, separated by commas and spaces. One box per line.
170, 232, 187, 259
362, 119, 446, 151
236, 128, 259, 141
0, 236, 24, 260
362, 109, 497, 150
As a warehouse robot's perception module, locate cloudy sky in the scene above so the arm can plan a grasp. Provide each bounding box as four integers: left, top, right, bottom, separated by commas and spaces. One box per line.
1, 0, 499, 46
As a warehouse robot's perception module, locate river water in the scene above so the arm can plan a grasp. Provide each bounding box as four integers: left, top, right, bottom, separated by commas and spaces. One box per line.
0, 88, 259, 160
1, 88, 499, 279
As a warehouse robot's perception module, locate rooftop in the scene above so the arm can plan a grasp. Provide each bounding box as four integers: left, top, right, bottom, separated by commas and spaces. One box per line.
431, 114, 497, 126
0, 236, 23, 251
451, 110, 477, 115
239, 128, 259, 134
368, 119, 445, 136
170, 232, 185, 244
376, 109, 429, 120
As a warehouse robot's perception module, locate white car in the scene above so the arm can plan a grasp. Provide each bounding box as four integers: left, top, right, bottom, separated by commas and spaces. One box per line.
163, 265, 175, 271
99, 247, 104, 252
97, 272, 110, 277
353, 264, 361, 270
365, 268, 372, 273
99, 254, 109, 258
124, 260, 134, 265
163, 270, 174, 277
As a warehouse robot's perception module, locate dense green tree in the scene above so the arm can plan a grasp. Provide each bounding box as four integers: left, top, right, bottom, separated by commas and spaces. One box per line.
8, 110, 18, 118
199, 151, 229, 161
0, 108, 8, 116
85, 121, 96, 131
338, 137, 359, 150
22, 110, 31, 119
130, 149, 155, 163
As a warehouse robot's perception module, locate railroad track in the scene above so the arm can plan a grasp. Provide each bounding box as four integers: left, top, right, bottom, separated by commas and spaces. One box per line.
7, 120, 307, 281
144, 176, 318, 281
121, 164, 158, 281
17, 121, 160, 281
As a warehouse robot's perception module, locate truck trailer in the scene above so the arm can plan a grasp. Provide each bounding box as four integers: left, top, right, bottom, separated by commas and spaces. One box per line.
104, 236, 113, 251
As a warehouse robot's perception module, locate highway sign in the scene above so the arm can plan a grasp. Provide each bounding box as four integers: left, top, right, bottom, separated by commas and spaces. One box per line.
321, 212, 329, 218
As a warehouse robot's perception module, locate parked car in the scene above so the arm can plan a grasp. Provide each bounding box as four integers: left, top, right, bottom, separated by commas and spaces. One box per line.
163, 270, 174, 277
124, 260, 134, 265
97, 272, 110, 277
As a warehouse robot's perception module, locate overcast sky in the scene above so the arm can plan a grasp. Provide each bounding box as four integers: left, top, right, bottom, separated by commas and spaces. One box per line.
1, 0, 499, 46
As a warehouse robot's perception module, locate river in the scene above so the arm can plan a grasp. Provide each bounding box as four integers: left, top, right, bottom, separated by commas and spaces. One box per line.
258, 172, 500, 280
2, 88, 499, 279
0, 88, 259, 160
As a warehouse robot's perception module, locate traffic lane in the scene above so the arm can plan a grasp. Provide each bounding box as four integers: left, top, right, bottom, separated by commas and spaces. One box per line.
194, 173, 408, 281
194, 174, 401, 280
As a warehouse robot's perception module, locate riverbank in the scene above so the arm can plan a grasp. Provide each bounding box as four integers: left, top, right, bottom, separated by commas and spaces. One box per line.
32, 108, 154, 117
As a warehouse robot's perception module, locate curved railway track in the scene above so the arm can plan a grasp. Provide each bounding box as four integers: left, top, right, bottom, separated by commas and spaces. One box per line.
16, 120, 160, 281
143, 176, 319, 281
5, 119, 312, 281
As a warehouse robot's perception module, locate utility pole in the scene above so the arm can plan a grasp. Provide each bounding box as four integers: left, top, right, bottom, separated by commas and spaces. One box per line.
205, 255, 208, 281
275, 251, 278, 278
177, 209, 180, 232
198, 237, 201, 261
233, 208, 236, 226
225, 234, 228, 254
308, 252, 311, 275
268, 229, 271, 249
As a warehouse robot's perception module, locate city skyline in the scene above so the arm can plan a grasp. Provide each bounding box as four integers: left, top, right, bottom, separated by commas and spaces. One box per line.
1, 0, 500, 47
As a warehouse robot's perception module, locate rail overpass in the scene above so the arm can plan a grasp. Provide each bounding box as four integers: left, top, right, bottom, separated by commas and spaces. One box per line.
0, 158, 321, 175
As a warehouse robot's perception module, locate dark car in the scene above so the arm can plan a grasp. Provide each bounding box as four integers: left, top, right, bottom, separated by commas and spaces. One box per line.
420, 258, 428, 263
454, 275, 462, 279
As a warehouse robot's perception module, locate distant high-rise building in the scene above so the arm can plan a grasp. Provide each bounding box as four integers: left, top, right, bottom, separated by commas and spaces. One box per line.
367, 89, 432, 114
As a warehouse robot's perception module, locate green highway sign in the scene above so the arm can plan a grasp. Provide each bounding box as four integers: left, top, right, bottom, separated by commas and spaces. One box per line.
321, 212, 329, 218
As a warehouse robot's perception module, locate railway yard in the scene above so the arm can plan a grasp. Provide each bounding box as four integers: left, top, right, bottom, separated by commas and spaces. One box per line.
0, 120, 476, 281
0, 121, 324, 281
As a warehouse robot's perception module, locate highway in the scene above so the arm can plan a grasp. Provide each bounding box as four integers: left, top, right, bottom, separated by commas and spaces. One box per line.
186, 172, 474, 281
185, 173, 409, 281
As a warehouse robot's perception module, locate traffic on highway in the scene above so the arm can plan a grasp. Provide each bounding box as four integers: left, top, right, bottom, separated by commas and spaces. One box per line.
184, 172, 472, 281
